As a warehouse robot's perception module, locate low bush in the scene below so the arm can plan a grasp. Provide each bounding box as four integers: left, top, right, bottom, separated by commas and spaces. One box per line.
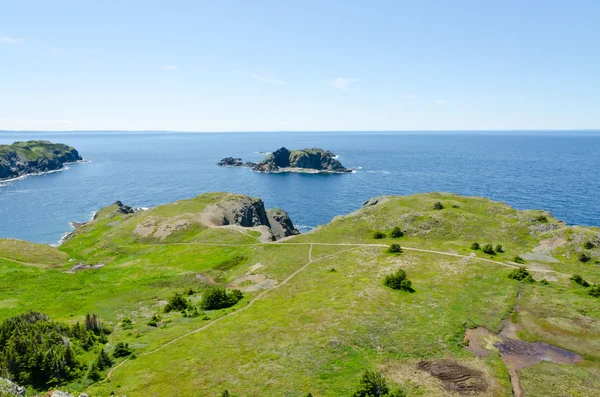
535, 215, 548, 222
583, 241, 595, 249
113, 342, 133, 358
164, 292, 192, 313
471, 242, 480, 250
513, 256, 525, 264
351, 370, 406, 397
570, 274, 590, 287
200, 287, 244, 310
540, 279, 550, 285
589, 285, 600, 298
578, 253, 591, 263
373, 231, 386, 239
121, 318, 133, 329
433, 201, 444, 210
387, 244, 403, 254
508, 267, 535, 282
482, 244, 495, 255
495, 244, 504, 253
384, 269, 414, 292
147, 314, 162, 327
390, 226, 404, 238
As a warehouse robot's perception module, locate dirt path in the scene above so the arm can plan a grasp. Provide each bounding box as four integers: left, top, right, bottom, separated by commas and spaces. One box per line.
0, 256, 53, 268
108, 243, 362, 379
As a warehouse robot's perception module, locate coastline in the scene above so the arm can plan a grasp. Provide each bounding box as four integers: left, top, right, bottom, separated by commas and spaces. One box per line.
0, 159, 89, 184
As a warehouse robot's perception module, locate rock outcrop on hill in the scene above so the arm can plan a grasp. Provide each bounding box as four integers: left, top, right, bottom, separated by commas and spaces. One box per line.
201, 194, 299, 240
0, 140, 82, 180
0, 377, 25, 397
217, 147, 351, 173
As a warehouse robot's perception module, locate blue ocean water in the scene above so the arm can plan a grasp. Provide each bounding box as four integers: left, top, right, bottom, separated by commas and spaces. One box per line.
1, 131, 599, 245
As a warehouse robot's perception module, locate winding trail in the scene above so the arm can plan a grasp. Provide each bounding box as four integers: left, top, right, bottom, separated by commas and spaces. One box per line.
106, 236, 571, 379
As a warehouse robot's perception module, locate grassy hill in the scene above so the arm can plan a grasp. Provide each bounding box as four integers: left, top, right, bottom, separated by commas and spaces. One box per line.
1, 192, 599, 396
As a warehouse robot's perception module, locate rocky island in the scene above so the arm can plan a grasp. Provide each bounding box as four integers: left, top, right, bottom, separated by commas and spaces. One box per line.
217, 147, 352, 173
0, 140, 83, 181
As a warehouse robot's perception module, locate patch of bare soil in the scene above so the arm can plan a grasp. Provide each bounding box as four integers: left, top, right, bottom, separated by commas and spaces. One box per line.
67, 263, 105, 273
229, 273, 277, 291
154, 219, 191, 239
418, 360, 488, 394
134, 219, 156, 237
522, 237, 566, 263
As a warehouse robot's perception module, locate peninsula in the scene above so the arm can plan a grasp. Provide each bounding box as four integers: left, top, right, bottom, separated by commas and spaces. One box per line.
0, 140, 82, 181
1, 192, 599, 397
218, 147, 352, 173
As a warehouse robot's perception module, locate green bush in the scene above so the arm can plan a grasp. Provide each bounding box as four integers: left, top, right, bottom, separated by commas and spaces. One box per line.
113, 342, 133, 358
147, 314, 162, 327
470, 242, 480, 250
200, 287, 244, 310
433, 201, 444, 210
513, 256, 525, 264
578, 253, 591, 263
508, 267, 535, 283
373, 231, 386, 239
540, 279, 550, 285
387, 244, 403, 254
164, 292, 192, 313
96, 348, 113, 370
495, 244, 504, 253
535, 215, 548, 222
583, 241, 595, 249
589, 285, 600, 298
351, 370, 406, 397
384, 269, 414, 292
390, 227, 404, 238
121, 318, 133, 329
570, 274, 590, 287
482, 244, 495, 255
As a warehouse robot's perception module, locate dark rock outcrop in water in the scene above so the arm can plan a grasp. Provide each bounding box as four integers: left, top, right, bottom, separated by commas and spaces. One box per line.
202, 194, 299, 240
217, 147, 351, 173
0, 140, 83, 181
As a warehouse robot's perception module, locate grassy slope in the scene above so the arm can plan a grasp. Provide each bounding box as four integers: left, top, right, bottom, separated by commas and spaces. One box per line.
0, 140, 77, 161
1, 192, 600, 396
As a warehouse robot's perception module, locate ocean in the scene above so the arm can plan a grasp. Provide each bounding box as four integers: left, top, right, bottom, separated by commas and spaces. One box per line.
1, 131, 599, 245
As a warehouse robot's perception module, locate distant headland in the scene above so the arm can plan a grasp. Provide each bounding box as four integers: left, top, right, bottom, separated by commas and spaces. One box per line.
0, 140, 83, 181
217, 147, 352, 173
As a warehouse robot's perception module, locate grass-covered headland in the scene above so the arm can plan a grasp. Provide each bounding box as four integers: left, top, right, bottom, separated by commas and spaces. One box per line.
1, 192, 600, 396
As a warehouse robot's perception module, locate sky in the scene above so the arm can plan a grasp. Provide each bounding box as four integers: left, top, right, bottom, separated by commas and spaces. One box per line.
1, 0, 599, 132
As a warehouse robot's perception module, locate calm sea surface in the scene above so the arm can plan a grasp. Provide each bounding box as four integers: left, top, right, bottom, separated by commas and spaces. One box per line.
1, 131, 599, 245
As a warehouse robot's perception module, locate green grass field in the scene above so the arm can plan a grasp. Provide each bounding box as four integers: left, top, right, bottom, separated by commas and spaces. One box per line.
1, 192, 600, 396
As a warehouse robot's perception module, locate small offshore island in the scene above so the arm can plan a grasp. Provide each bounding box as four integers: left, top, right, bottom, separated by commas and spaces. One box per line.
0, 140, 82, 181
218, 147, 352, 173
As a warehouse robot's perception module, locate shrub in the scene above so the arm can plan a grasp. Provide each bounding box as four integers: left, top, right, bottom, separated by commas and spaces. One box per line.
570, 274, 590, 287
88, 362, 102, 382
121, 318, 133, 329
495, 244, 504, 253
384, 269, 414, 292
482, 244, 495, 255
390, 227, 404, 238
373, 231, 386, 239
589, 285, 600, 298
388, 244, 403, 254
187, 288, 195, 295
540, 279, 550, 285
147, 314, 162, 327
351, 370, 406, 397
535, 215, 548, 222
583, 241, 595, 249
513, 256, 525, 264
471, 242, 480, 250
164, 292, 192, 313
113, 342, 133, 358
578, 253, 591, 263
508, 267, 535, 283
200, 287, 244, 310
433, 201, 444, 210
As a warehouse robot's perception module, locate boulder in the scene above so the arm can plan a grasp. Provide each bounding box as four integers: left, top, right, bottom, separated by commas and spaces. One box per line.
267, 208, 300, 240
0, 378, 25, 397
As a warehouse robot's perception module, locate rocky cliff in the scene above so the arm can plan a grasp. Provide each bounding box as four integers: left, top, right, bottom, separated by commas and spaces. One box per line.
0, 140, 82, 180
201, 194, 299, 240
217, 147, 351, 173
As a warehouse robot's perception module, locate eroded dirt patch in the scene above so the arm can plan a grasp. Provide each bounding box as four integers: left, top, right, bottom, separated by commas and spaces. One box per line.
229, 273, 277, 291
417, 360, 488, 394
67, 263, 105, 273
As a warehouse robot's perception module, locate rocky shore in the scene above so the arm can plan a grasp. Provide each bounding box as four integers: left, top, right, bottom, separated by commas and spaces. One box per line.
217, 147, 352, 173
0, 140, 83, 181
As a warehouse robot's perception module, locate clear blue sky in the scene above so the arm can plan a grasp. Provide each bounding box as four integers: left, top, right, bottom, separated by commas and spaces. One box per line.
1, 0, 599, 131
